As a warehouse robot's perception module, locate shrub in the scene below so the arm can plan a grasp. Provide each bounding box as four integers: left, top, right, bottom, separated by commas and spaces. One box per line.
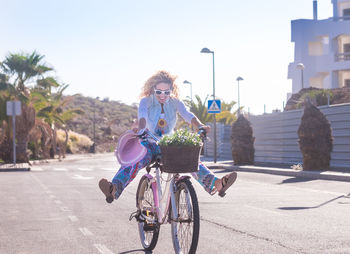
231, 115, 255, 165
57, 129, 93, 153
297, 101, 333, 170
297, 89, 333, 108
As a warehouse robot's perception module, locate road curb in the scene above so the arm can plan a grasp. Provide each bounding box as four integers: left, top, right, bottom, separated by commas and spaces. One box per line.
205, 163, 350, 182
0, 167, 30, 172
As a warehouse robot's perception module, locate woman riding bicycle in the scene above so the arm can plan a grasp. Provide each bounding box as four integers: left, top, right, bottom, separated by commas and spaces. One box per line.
99, 70, 237, 202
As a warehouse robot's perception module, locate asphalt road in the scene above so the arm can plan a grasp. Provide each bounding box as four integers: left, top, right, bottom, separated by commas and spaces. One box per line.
1, 153, 350, 254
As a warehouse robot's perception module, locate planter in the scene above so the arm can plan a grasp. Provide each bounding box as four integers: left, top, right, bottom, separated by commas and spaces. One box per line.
159, 145, 202, 173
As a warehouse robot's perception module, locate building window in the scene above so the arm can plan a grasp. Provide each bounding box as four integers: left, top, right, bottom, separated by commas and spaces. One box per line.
345, 79, 350, 87
344, 43, 350, 53
343, 8, 350, 20
344, 44, 350, 61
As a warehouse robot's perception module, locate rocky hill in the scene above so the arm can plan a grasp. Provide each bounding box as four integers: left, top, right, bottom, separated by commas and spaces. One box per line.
65, 95, 138, 153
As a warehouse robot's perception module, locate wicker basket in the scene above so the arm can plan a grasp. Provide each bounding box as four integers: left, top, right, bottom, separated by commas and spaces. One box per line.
159, 145, 202, 173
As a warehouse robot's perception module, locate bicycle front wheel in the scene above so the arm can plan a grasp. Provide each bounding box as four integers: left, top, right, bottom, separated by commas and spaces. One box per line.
136, 175, 160, 251
171, 178, 200, 254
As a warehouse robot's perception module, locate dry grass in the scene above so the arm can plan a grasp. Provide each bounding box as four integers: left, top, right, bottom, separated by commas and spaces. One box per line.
57, 129, 93, 153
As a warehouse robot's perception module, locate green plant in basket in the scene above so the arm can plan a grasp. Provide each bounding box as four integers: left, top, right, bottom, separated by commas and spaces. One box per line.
158, 129, 202, 173
158, 129, 202, 147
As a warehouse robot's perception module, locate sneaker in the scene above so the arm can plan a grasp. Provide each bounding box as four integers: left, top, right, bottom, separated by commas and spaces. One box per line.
99, 178, 116, 203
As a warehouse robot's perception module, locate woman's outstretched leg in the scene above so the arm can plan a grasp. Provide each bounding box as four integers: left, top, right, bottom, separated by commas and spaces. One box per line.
191, 162, 218, 194
191, 161, 237, 197
99, 141, 160, 203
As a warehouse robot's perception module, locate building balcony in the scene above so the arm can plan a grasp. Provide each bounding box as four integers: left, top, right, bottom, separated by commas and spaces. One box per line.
335, 52, 350, 61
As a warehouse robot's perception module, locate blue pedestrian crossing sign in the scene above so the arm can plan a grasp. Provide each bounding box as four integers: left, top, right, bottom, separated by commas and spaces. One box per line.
208, 100, 221, 113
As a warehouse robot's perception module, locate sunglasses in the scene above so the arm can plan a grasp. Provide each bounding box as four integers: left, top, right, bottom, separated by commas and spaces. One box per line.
154, 89, 171, 96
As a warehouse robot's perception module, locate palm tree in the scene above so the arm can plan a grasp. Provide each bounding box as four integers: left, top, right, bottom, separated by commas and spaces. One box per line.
183, 95, 238, 125
216, 100, 238, 125
183, 95, 212, 124
0, 74, 11, 122
1, 51, 53, 101
0, 51, 53, 162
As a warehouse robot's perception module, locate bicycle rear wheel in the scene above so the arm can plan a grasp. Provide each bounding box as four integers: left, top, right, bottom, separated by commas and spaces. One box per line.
171, 178, 200, 254
136, 175, 160, 251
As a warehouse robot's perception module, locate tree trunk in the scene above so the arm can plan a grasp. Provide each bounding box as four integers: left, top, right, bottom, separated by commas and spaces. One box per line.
62, 128, 69, 158
0, 121, 12, 162
51, 127, 57, 159
12, 105, 35, 163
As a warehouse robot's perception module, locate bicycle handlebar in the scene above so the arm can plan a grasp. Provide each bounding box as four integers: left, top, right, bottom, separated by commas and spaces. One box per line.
198, 126, 207, 142
136, 128, 160, 142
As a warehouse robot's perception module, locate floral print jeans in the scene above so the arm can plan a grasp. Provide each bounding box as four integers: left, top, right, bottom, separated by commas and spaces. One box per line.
112, 140, 218, 200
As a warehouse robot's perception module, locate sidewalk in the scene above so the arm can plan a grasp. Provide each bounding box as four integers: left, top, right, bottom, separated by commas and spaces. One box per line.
0, 153, 108, 172
201, 156, 350, 182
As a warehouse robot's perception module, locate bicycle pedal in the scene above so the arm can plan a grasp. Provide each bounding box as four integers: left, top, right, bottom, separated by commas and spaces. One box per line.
129, 210, 141, 221
143, 222, 156, 231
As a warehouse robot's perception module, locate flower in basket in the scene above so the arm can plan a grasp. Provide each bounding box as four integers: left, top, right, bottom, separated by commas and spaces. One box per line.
158, 128, 202, 147
158, 129, 202, 173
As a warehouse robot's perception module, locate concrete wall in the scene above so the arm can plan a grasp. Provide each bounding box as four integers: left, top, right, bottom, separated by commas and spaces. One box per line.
204, 103, 350, 169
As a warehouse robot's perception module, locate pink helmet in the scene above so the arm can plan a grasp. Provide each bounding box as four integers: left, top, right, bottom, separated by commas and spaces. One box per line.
115, 130, 147, 166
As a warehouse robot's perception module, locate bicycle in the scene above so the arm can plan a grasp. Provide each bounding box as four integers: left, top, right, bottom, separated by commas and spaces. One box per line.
129, 129, 206, 254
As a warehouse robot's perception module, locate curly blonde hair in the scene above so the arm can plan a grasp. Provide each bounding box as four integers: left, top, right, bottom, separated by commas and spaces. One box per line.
140, 70, 180, 99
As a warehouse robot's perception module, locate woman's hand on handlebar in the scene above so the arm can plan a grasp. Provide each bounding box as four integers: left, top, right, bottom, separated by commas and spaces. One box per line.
198, 125, 210, 140
199, 125, 210, 134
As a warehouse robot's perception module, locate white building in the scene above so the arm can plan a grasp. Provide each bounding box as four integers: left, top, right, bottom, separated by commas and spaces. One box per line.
288, 0, 350, 93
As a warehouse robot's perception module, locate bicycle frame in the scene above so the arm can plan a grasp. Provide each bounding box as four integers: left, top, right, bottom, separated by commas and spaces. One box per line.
141, 169, 172, 224
137, 129, 191, 225
141, 167, 191, 225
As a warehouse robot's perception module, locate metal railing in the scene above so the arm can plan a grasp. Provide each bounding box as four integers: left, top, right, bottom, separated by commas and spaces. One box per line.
335, 52, 350, 61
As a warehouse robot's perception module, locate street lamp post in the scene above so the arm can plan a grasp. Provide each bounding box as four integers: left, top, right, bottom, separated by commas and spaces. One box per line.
183, 80, 193, 103
201, 47, 217, 163
93, 99, 96, 153
92, 97, 99, 153
296, 63, 305, 90
236, 76, 243, 115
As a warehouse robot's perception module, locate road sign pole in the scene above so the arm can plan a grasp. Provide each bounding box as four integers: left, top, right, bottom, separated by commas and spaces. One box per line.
213, 113, 216, 163
208, 99, 221, 164
12, 102, 16, 166
7, 101, 21, 166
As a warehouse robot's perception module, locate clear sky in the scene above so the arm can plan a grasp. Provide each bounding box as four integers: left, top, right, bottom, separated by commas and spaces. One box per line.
1, 0, 333, 115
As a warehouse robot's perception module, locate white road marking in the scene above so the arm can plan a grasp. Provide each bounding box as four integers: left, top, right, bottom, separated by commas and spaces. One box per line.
79, 227, 93, 236
93, 244, 114, 254
45, 190, 52, 194
78, 167, 93, 171
54, 168, 68, 171
245, 205, 290, 216
68, 215, 78, 222
49, 195, 56, 199
54, 200, 63, 205
72, 174, 93, 180
102, 168, 116, 171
